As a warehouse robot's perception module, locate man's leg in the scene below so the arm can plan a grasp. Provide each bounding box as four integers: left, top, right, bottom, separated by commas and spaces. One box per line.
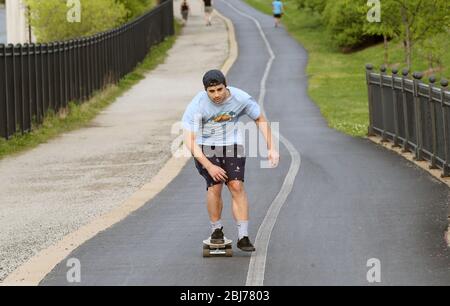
227, 180, 255, 251
205, 10, 212, 25
227, 180, 249, 222
207, 183, 224, 223
207, 183, 225, 242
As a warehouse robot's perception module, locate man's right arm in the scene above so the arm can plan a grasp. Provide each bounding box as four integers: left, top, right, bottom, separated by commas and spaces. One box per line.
183, 130, 228, 182
184, 130, 212, 169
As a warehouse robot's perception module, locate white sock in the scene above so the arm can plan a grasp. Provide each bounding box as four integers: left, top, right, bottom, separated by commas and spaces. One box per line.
210, 220, 223, 233
237, 221, 248, 240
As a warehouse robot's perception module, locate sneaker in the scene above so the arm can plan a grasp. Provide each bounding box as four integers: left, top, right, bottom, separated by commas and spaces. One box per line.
237, 236, 256, 252
210, 227, 225, 244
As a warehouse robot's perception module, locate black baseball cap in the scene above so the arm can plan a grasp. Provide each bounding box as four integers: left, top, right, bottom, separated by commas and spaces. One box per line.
203, 69, 227, 89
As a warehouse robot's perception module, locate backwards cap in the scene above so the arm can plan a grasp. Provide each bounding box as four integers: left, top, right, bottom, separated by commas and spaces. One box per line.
202, 69, 227, 89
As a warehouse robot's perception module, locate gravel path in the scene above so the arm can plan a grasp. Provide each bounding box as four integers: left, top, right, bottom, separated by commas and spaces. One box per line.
0, 0, 228, 282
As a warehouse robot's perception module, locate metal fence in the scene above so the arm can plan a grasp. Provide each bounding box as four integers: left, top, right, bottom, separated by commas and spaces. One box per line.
366, 64, 450, 176
0, 0, 174, 139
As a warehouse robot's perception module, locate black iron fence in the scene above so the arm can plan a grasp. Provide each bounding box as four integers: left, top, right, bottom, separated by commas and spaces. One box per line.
0, 0, 174, 139
366, 64, 450, 176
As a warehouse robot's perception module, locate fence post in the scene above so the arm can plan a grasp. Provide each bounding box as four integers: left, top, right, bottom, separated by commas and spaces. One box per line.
67, 40, 73, 103
428, 76, 438, 169
2, 44, 10, 139
92, 35, 99, 93
413, 71, 424, 161
86, 38, 91, 99
63, 41, 69, 107
441, 79, 450, 177
54, 41, 62, 111
12, 44, 21, 135
80, 38, 87, 101
34, 43, 41, 124
19, 43, 26, 134
392, 68, 400, 147
46, 43, 53, 111
58, 41, 64, 109
76, 39, 82, 102
366, 64, 375, 136
41, 43, 48, 115
26, 43, 32, 133
380, 65, 388, 142
401, 69, 410, 152
11, 44, 18, 135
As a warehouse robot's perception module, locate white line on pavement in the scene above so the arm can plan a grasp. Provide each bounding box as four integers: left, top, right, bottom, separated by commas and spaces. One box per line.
219, 0, 302, 286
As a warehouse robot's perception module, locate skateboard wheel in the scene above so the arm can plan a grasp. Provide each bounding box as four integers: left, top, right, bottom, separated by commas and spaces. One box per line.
203, 248, 211, 257
225, 248, 233, 257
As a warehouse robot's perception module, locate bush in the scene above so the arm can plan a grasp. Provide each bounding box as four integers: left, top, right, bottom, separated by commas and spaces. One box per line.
295, 0, 327, 15
25, 0, 128, 42
116, 0, 155, 21
322, 0, 373, 50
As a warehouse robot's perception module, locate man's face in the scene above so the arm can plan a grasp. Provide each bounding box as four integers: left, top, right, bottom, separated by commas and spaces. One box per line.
206, 84, 228, 104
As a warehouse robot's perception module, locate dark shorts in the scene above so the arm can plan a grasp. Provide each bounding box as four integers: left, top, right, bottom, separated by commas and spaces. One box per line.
194, 144, 246, 190
274, 13, 282, 18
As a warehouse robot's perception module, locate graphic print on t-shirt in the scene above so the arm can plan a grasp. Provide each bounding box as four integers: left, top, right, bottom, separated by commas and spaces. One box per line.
207, 111, 236, 123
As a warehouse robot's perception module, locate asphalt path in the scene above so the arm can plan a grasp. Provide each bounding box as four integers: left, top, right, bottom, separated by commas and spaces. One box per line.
41, 0, 450, 286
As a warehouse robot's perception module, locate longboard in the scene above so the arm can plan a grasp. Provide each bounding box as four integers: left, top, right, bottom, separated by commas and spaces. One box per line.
202, 238, 233, 257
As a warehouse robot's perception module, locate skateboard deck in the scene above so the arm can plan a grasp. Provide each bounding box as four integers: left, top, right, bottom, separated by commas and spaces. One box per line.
202, 238, 233, 257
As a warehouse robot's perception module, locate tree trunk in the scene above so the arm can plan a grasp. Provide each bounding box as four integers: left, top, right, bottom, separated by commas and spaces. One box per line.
403, 40, 408, 64
428, 52, 433, 70
383, 34, 389, 65
401, 6, 412, 70
405, 34, 412, 70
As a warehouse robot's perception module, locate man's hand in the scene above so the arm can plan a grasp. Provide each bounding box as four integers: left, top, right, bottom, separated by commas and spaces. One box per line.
268, 149, 280, 168
206, 164, 228, 182
255, 115, 279, 168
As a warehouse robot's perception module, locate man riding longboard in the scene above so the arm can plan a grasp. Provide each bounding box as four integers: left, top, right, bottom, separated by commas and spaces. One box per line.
182, 70, 279, 252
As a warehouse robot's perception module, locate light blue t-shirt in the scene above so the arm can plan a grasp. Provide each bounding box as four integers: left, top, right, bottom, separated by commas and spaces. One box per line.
272, 1, 283, 14
182, 86, 261, 146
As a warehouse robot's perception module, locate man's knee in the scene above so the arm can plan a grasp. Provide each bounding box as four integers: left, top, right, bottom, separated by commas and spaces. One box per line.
227, 180, 244, 194
208, 183, 223, 197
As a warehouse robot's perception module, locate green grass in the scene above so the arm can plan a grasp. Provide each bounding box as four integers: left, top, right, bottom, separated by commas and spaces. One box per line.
0, 21, 182, 160
245, 0, 450, 137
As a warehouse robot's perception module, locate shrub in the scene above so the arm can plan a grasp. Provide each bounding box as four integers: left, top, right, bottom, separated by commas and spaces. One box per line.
25, 0, 128, 42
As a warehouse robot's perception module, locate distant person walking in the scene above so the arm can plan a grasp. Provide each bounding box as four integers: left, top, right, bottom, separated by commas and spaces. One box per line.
272, 0, 284, 28
203, 0, 213, 26
180, 0, 190, 24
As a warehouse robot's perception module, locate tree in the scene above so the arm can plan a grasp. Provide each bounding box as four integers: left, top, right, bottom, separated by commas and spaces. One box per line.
295, 0, 327, 15
417, 29, 450, 73
363, 0, 402, 65
322, 0, 370, 50
116, 0, 155, 21
25, 0, 128, 42
393, 0, 450, 70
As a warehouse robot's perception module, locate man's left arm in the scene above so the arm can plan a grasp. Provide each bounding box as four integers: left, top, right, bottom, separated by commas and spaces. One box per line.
255, 114, 280, 167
